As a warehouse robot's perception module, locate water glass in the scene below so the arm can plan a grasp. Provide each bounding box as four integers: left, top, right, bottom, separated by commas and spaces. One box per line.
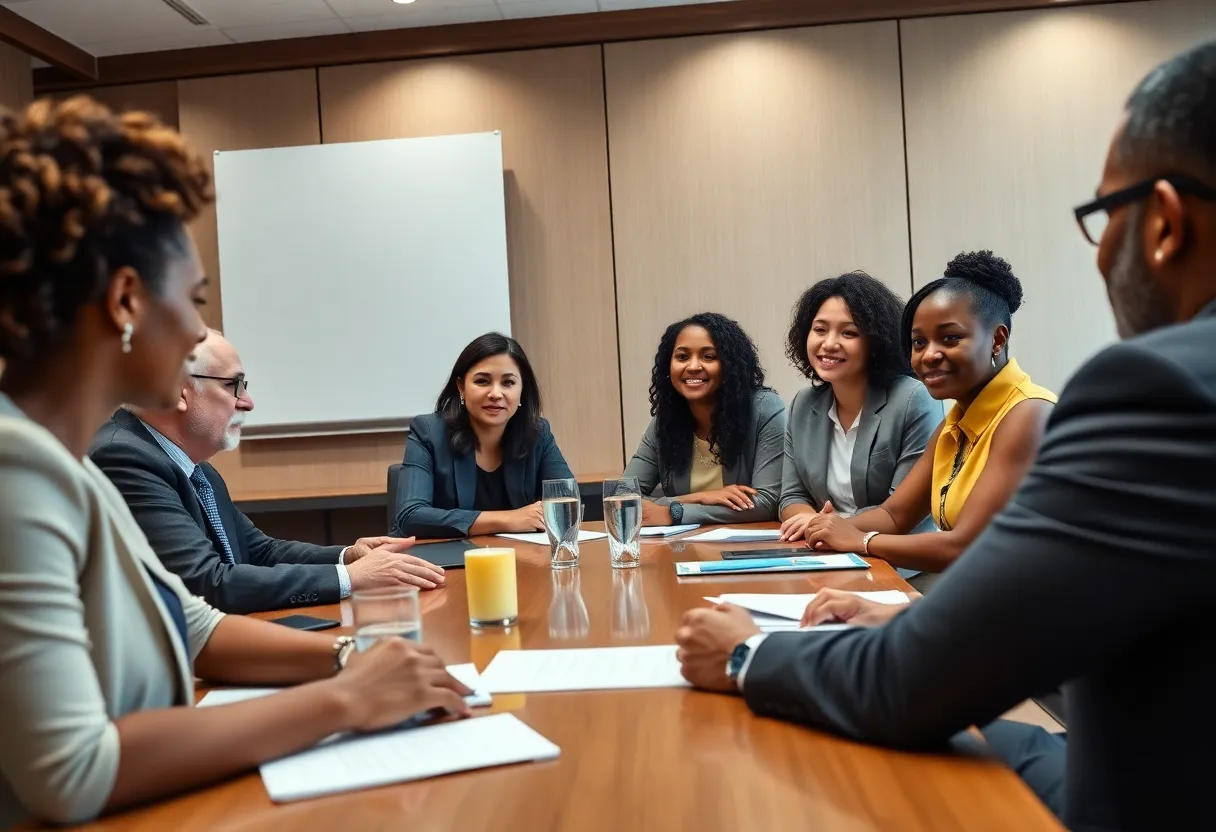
351, 586, 422, 651
603, 477, 642, 569
465, 548, 519, 628
542, 478, 582, 569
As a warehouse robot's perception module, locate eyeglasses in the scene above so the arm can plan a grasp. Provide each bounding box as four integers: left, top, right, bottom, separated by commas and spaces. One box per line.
1074, 174, 1216, 246
191, 373, 248, 399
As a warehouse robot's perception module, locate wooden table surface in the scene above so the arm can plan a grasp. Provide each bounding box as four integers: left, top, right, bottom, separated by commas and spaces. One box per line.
76, 524, 1062, 832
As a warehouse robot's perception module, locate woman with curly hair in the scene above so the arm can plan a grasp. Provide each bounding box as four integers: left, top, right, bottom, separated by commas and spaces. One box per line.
802, 252, 1057, 578
777, 272, 942, 557
0, 98, 469, 827
625, 312, 786, 526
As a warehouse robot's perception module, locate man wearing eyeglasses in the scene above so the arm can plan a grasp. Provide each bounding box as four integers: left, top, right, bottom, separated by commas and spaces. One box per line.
90, 329, 446, 615
675, 41, 1216, 832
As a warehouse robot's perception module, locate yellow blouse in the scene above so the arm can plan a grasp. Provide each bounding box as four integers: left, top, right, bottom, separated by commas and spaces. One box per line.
689, 436, 725, 494
931, 358, 1057, 530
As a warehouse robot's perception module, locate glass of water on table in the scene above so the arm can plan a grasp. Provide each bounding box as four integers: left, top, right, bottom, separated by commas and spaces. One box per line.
352, 586, 422, 651
543, 477, 582, 569
604, 476, 642, 569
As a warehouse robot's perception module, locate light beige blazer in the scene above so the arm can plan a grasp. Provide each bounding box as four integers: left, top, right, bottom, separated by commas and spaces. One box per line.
0, 395, 225, 828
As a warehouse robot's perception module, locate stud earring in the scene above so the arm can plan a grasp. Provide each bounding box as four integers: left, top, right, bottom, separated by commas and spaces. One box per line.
1155, 250, 1165, 262
121, 323, 133, 355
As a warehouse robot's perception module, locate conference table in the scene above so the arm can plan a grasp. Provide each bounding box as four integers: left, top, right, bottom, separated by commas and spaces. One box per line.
75, 524, 1062, 831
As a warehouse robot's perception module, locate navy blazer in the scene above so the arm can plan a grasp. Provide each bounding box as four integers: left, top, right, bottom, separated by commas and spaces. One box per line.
394, 413, 573, 538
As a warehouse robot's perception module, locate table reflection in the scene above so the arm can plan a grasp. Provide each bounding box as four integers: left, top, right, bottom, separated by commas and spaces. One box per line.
611, 569, 649, 639
548, 567, 590, 639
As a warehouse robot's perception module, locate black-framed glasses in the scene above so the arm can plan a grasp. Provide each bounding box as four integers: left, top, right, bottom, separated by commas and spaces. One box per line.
191, 373, 248, 399
1074, 174, 1216, 246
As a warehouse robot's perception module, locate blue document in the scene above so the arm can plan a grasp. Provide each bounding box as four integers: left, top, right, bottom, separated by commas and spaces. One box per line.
675, 553, 869, 576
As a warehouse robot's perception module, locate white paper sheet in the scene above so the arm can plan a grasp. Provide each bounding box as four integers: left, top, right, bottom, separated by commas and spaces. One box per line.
495, 530, 608, 545
682, 528, 782, 543
477, 645, 690, 693
639, 524, 701, 537
197, 663, 492, 710
260, 713, 560, 803
712, 591, 909, 621
704, 598, 860, 634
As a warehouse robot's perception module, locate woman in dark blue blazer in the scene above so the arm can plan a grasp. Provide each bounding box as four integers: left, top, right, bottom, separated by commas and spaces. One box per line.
394, 333, 573, 539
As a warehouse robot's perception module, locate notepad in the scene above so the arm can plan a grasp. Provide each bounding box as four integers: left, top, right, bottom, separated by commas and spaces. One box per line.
683, 528, 782, 543
197, 663, 492, 710
675, 553, 869, 576
495, 530, 608, 545
715, 590, 909, 621
639, 524, 701, 537
477, 645, 690, 693
260, 713, 561, 803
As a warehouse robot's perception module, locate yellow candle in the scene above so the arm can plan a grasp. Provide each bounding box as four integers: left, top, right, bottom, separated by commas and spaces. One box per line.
465, 548, 518, 627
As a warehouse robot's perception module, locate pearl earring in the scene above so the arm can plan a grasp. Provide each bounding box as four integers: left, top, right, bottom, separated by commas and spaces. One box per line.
1155, 250, 1165, 262
991, 353, 998, 369
459, 394, 465, 407
121, 323, 133, 355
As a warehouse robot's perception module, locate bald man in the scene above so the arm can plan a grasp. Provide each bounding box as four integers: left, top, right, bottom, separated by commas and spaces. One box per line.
90, 330, 444, 614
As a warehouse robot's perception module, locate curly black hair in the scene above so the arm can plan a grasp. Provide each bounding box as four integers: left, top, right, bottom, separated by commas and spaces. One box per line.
648, 312, 768, 488
901, 250, 1024, 361
0, 96, 212, 363
785, 271, 912, 388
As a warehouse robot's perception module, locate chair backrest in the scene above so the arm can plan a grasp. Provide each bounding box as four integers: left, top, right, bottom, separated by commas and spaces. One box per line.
386, 463, 404, 534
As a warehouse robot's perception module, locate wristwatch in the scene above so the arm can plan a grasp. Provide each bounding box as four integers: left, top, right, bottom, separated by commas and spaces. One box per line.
333, 635, 356, 672
669, 501, 684, 524
725, 640, 752, 688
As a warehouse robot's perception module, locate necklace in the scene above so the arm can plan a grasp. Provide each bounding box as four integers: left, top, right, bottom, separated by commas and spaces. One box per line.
694, 436, 719, 466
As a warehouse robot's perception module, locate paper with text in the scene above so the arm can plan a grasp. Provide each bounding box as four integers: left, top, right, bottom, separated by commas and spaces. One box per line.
683, 528, 782, 543
715, 590, 909, 621
478, 645, 691, 693
260, 713, 560, 803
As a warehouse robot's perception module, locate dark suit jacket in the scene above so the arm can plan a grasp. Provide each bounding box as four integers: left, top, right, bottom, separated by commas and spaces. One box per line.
393, 413, 573, 538
90, 410, 345, 614
740, 300, 1216, 832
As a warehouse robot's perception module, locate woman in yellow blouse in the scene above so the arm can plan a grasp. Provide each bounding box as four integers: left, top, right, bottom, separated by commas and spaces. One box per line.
804, 251, 1056, 575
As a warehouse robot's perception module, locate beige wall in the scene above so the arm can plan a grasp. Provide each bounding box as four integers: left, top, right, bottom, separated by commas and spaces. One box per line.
902, 0, 1216, 394
0, 41, 32, 111
605, 22, 910, 451
65, 0, 1216, 503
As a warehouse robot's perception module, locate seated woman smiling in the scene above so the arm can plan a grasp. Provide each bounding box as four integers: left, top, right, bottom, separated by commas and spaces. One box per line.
803, 251, 1056, 577
625, 313, 786, 526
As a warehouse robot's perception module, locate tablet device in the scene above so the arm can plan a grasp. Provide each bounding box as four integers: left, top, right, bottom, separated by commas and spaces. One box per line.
721, 547, 813, 560
411, 539, 479, 569
270, 615, 340, 631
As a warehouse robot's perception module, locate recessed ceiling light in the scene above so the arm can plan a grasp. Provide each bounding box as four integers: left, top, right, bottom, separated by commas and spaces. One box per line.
392, 0, 417, 4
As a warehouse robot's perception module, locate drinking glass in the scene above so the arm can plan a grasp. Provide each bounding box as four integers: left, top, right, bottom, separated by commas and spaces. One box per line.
603, 477, 642, 569
465, 548, 519, 627
542, 478, 582, 569
352, 586, 422, 651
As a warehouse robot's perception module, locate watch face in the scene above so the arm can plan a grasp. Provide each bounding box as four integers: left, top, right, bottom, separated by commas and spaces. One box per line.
727, 641, 751, 679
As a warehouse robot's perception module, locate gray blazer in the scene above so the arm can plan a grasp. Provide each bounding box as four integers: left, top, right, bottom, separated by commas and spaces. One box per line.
739, 299, 1216, 832
0, 395, 224, 828
624, 389, 787, 524
780, 376, 942, 529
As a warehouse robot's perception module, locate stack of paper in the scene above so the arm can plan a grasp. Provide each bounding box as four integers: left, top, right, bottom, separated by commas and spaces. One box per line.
675, 553, 869, 575
495, 530, 608, 545
260, 714, 561, 803
640, 524, 701, 537
683, 528, 782, 543
477, 645, 690, 693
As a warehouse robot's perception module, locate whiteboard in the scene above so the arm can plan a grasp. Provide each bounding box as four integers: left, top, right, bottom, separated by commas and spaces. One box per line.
215, 132, 511, 435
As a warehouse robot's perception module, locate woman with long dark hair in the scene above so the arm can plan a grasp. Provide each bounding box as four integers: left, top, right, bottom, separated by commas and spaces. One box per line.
777, 272, 942, 553
394, 332, 573, 538
803, 252, 1056, 576
626, 313, 786, 526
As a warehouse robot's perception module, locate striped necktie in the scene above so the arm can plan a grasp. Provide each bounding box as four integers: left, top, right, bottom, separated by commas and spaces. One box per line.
189, 466, 235, 565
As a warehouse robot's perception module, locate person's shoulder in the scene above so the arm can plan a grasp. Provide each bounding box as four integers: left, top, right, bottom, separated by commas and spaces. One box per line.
0, 413, 93, 520
1067, 321, 1216, 407
751, 388, 787, 417
408, 413, 445, 442
788, 383, 828, 415
89, 410, 151, 458
886, 375, 936, 411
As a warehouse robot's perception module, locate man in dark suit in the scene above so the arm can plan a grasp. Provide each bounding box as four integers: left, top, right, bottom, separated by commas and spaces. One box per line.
91, 330, 445, 615
675, 41, 1216, 832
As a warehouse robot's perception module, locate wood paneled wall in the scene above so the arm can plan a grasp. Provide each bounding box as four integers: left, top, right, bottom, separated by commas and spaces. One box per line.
604, 23, 911, 450
318, 47, 622, 476
60, 0, 1216, 503
901, 0, 1216, 394
0, 41, 31, 110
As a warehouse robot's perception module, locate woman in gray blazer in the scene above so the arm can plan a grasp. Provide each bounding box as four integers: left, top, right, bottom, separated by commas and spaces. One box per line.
0, 98, 468, 828
777, 273, 942, 549
626, 313, 787, 526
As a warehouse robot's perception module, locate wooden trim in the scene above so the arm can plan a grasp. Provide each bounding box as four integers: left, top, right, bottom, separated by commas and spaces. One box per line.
0, 6, 95, 81
34, 0, 1147, 92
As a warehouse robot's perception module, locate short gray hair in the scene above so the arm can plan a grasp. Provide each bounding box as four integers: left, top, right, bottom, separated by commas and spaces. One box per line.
186, 328, 224, 391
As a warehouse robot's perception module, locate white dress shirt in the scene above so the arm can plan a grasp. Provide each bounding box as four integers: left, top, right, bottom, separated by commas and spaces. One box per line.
825, 400, 860, 517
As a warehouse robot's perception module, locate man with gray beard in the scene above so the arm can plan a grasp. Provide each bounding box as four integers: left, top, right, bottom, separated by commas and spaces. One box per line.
675, 40, 1216, 832
91, 330, 445, 614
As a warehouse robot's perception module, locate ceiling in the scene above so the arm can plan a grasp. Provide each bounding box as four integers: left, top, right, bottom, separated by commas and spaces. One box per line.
1, 0, 739, 57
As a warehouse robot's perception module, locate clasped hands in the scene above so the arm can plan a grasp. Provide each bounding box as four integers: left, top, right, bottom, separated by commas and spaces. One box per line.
777, 501, 867, 553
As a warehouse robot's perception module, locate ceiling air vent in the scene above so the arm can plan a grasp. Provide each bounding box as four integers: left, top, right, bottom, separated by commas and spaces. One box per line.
158, 0, 210, 26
